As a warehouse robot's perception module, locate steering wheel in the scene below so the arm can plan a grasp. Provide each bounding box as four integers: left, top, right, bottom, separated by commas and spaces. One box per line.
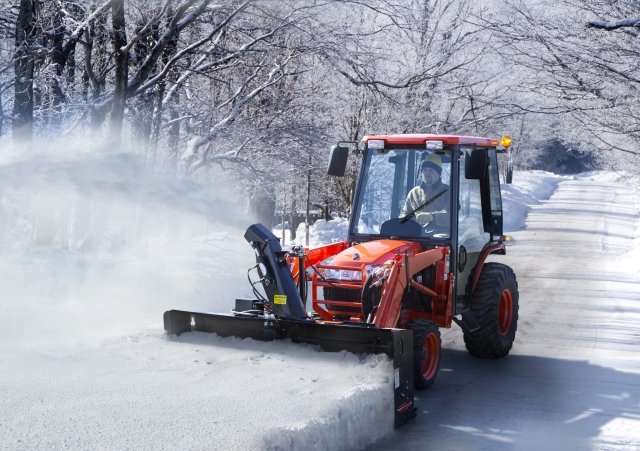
422, 218, 438, 234
421, 211, 449, 237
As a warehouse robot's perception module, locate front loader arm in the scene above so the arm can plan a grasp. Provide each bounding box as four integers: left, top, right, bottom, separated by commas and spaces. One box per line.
373, 247, 451, 329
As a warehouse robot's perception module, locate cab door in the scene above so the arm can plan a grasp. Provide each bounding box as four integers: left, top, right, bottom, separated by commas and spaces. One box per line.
456, 147, 491, 305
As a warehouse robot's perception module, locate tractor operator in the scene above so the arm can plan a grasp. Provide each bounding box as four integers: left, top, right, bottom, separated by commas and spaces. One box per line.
401, 154, 450, 230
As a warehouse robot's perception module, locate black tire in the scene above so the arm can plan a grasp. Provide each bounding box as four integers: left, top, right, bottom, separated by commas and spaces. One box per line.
409, 320, 441, 389
463, 262, 519, 359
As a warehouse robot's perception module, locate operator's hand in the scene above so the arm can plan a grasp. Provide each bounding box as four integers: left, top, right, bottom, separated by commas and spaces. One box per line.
415, 212, 433, 225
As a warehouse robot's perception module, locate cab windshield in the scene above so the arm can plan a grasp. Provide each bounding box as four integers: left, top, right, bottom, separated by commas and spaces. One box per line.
351, 147, 452, 239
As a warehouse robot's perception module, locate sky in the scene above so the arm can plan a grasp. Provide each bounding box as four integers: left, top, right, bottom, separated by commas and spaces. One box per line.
0, 142, 638, 450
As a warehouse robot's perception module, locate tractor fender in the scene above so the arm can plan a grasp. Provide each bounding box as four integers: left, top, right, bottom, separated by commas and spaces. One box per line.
469, 241, 506, 295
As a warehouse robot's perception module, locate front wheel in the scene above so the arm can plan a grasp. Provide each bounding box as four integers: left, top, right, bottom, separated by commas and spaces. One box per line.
463, 262, 519, 359
409, 320, 441, 389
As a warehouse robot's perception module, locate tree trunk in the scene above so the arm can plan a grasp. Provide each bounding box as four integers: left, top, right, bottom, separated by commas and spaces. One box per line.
281, 185, 286, 244
168, 103, 181, 176
13, 0, 38, 142
109, 0, 128, 140
151, 12, 179, 142
83, 22, 108, 130
289, 185, 297, 242
149, 85, 164, 148
49, 5, 73, 132
305, 153, 312, 246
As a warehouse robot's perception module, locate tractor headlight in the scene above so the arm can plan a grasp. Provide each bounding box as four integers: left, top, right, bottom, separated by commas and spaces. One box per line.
319, 267, 362, 281
316, 259, 385, 282
338, 269, 363, 281
320, 265, 384, 281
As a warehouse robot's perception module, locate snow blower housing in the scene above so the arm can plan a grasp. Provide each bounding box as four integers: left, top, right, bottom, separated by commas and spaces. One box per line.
164, 134, 519, 428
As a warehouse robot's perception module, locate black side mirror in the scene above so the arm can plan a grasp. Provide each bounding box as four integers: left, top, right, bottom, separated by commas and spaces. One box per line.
465, 148, 488, 179
327, 144, 349, 176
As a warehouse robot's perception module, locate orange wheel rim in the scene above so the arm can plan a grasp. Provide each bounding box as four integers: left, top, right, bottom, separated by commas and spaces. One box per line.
498, 288, 513, 336
421, 333, 439, 380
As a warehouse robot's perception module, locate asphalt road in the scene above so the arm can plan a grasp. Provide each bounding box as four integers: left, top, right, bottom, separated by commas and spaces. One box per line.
370, 176, 640, 451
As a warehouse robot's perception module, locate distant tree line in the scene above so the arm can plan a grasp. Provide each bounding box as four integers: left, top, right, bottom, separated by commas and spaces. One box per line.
1, 0, 638, 243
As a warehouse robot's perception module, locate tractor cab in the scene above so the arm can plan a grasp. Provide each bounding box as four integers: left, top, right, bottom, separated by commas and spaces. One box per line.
353, 141, 454, 240
327, 135, 508, 320
348, 135, 504, 243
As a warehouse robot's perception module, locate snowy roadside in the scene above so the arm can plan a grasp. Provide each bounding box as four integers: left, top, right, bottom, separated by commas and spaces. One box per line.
611, 172, 640, 266
572, 171, 640, 267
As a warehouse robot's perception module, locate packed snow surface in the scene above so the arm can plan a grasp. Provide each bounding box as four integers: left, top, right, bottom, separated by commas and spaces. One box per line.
1, 143, 638, 450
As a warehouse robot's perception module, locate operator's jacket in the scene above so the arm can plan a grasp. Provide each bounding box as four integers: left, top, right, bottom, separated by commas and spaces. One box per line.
400, 180, 450, 222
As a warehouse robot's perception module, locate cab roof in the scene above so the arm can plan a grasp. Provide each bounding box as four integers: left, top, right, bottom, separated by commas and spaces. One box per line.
362, 134, 499, 147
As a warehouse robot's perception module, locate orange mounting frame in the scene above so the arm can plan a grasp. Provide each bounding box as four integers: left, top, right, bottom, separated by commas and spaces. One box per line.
285, 240, 358, 321
311, 261, 366, 321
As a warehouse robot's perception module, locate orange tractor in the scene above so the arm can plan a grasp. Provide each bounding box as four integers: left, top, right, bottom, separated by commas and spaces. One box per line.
164, 134, 519, 427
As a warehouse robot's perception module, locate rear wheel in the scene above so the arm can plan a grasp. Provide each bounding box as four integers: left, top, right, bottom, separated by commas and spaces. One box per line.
463, 262, 519, 359
409, 320, 441, 389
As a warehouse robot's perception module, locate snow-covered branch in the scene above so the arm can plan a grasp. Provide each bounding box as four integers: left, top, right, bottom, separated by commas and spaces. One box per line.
183, 52, 298, 171
588, 18, 640, 31
133, 0, 252, 98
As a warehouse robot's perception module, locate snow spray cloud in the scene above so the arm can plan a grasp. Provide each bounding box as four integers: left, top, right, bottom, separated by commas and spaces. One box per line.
0, 138, 256, 350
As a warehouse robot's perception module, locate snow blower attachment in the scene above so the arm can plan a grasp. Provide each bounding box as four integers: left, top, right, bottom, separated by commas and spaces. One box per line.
164, 224, 416, 427
165, 133, 520, 428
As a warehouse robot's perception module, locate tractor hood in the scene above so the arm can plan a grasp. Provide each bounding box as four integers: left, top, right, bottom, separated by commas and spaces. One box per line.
331, 240, 423, 268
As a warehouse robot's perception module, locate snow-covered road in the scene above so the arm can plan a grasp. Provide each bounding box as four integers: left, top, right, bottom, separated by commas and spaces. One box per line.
372, 173, 640, 450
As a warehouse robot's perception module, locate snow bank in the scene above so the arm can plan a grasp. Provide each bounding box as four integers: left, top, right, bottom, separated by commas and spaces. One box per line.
599, 172, 640, 267
1, 331, 394, 451
297, 217, 349, 246
500, 170, 569, 232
